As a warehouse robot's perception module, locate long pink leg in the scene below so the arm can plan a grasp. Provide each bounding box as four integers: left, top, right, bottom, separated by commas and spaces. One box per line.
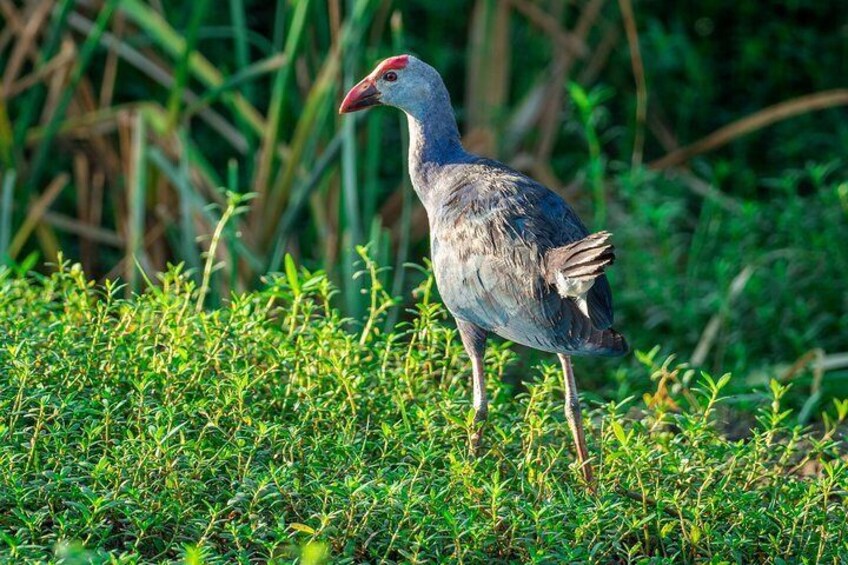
559, 354, 595, 487
456, 319, 488, 454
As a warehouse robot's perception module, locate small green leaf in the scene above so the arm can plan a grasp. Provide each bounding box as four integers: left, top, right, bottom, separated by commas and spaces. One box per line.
284, 253, 300, 294
290, 522, 316, 535
834, 398, 848, 421
612, 420, 627, 444
690, 524, 701, 544
701, 371, 716, 391
567, 82, 589, 110
634, 348, 656, 367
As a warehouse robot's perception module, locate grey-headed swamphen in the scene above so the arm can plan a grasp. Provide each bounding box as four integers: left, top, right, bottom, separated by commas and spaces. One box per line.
340, 55, 628, 485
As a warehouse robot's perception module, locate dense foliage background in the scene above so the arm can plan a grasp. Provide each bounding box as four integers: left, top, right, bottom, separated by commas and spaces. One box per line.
2, 0, 848, 561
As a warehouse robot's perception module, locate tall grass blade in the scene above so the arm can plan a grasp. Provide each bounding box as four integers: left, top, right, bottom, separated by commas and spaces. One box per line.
165, 0, 212, 132
568, 82, 607, 228
27, 0, 120, 195
182, 54, 287, 123
341, 129, 363, 317
0, 169, 17, 262
63, 13, 248, 154
11, 0, 75, 149
466, 0, 511, 156
267, 127, 347, 272
8, 173, 69, 260
228, 0, 256, 158
0, 97, 14, 168
649, 89, 848, 170
177, 131, 201, 279
226, 159, 240, 291
128, 112, 148, 294
618, 0, 647, 168
362, 112, 383, 227
118, 0, 266, 135
340, 0, 378, 319
260, 52, 339, 245
148, 146, 264, 274
229, 0, 253, 93
252, 0, 311, 210
386, 11, 410, 330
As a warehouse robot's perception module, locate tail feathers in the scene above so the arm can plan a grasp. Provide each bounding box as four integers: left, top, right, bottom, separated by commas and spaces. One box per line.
587, 327, 629, 357
546, 231, 615, 284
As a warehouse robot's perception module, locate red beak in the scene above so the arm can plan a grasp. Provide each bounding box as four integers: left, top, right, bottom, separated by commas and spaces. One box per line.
339, 77, 381, 114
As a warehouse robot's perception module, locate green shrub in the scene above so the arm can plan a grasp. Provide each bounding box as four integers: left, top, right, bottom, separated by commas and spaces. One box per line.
1, 260, 845, 562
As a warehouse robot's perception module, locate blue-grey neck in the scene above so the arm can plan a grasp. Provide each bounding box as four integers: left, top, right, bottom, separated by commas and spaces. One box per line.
402, 85, 469, 210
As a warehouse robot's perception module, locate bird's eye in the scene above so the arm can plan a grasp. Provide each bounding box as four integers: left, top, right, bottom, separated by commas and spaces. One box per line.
383, 71, 398, 82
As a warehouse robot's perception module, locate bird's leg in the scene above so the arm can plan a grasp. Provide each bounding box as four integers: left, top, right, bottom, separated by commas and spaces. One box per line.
456, 319, 488, 454
559, 354, 596, 488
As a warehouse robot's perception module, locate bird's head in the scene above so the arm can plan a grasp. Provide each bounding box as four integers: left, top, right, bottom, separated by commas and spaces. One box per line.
339, 54, 444, 116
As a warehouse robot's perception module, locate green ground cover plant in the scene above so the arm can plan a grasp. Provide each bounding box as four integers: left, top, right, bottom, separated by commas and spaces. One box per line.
1, 258, 845, 563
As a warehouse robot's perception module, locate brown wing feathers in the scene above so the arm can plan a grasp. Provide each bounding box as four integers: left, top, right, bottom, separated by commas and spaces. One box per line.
544, 231, 615, 284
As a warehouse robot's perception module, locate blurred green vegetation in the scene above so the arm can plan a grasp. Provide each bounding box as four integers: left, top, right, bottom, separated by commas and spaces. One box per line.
1, 1, 847, 398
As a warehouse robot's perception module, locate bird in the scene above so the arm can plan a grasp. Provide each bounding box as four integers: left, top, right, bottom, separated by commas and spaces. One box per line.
340, 54, 628, 485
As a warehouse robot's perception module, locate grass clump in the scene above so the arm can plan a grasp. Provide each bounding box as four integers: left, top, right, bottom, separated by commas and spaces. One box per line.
0, 259, 846, 563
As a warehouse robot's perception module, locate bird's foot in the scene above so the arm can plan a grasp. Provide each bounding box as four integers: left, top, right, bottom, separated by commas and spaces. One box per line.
574, 457, 596, 493
469, 429, 484, 456
469, 410, 488, 456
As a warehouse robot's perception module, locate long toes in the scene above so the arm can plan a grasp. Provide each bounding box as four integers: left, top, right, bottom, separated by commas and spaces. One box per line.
581, 462, 595, 488
470, 420, 487, 456
470, 430, 484, 456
